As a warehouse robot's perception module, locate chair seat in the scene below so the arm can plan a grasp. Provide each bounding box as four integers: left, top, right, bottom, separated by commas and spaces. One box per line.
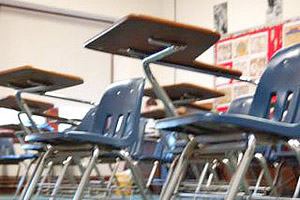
25, 132, 122, 150
155, 110, 300, 138
21, 144, 45, 152
66, 131, 127, 149
0, 154, 37, 164
25, 132, 79, 145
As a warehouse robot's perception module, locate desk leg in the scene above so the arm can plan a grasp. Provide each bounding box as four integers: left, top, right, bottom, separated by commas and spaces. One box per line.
225, 134, 256, 200
15, 85, 49, 134
142, 45, 184, 117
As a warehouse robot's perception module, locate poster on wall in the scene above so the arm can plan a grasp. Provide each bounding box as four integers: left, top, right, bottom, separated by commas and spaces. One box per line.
283, 21, 300, 47
213, 2, 228, 34
215, 23, 284, 111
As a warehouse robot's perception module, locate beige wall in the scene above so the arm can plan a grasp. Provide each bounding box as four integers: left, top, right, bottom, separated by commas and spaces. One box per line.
0, 0, 299, 121
13, 0, 165, 18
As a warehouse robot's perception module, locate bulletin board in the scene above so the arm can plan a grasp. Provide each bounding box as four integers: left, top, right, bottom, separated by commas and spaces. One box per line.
214, 17, 300, 112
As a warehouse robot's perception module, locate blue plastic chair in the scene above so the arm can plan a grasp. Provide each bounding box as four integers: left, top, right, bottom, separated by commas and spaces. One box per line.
23, 78, 146, 200
0, 137, 36, 164
227, 95, 253, 115
157, 43, 300, 200
0, 135, 37, 199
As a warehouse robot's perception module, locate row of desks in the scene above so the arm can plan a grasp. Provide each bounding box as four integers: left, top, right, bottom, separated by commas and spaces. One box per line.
0, 14, 244, 133
0, 65, 225, 123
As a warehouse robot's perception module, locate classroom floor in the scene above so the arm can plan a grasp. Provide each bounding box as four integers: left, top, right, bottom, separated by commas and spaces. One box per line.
0, 195, 161, 200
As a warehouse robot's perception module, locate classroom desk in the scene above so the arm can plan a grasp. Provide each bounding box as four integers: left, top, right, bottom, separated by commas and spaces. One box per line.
0, 65, 83, 92
142, 103, 212, 119
84, 14, 242, 117
144, 83, 224, 104
0, 95, 54, 115
0, 65, 83, 132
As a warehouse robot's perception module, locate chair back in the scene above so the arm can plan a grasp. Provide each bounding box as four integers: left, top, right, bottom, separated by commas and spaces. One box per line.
0, 138, 15, 155
76, 78, 145, 148
227, 95, 253, 115
128, 118, 148, 157
249, 43, 300, 123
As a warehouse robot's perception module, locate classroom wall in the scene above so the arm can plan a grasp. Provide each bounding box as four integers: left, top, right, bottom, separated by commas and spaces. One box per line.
174, 0, 300, 88
0, 0, 299, 106
0, 0, 176, 104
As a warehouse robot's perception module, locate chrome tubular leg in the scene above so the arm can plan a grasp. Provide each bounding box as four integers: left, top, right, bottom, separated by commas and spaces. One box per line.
22, 148, 53, 200
15, 160, 34, 199
253, 169, 265, 196
225, 135, 256, 200
160, 139, 197, 200
119, 150, 147, 200
160, 155, 179, 198
193, 162, 209, 200
92, 162, 101, 179
19, 156, 43, 200
146, 161, 159, 189
50, 156, 72, 200
73, 147, 99, 200
172, 160, 189, 200
228, 153, 250, 195
206, 173, 214, 187
206, 161, 218, 187
35, 161, 53, 196
105, 157, 121, 198
15, 175, 26, 199
255, 153, 277, 196
293, 176, 300, 198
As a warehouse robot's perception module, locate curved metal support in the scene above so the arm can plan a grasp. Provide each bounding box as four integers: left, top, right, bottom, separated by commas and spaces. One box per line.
206, 161, 219, 187
15, 86, 49, 134
146, 161, 159, 189
105, 157, 121, 198
22, 147, 54, 200
17, 112, 33, 137
227, 153, 250, 194
142, 45, 185, 117
73, 146, 100, 200
119, 150, 148, 200
14, 160, 35, 199
254, 153, 277, 196
193, 162, 209, 200
225, 134, 256, 200
35, 161, 54, 196
160, 155, 179, 198
160, 139, 197, 200
50, 156, 73, 200
253, 169, 265, 196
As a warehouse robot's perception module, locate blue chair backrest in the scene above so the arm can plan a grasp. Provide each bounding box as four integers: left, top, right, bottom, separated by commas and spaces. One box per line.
128, 118, 148, 157
76, 107, 98, 132
76, 78, 145, 148
227, 95, 253, 115
0, 138, 15, 155
249, 43, 300, 123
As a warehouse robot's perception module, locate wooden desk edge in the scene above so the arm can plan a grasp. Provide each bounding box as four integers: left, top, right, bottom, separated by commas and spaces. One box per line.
193, 61, 242, 77
0, 65, 84, 84
126, 14, 221, 38
145, 83, 225, 97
